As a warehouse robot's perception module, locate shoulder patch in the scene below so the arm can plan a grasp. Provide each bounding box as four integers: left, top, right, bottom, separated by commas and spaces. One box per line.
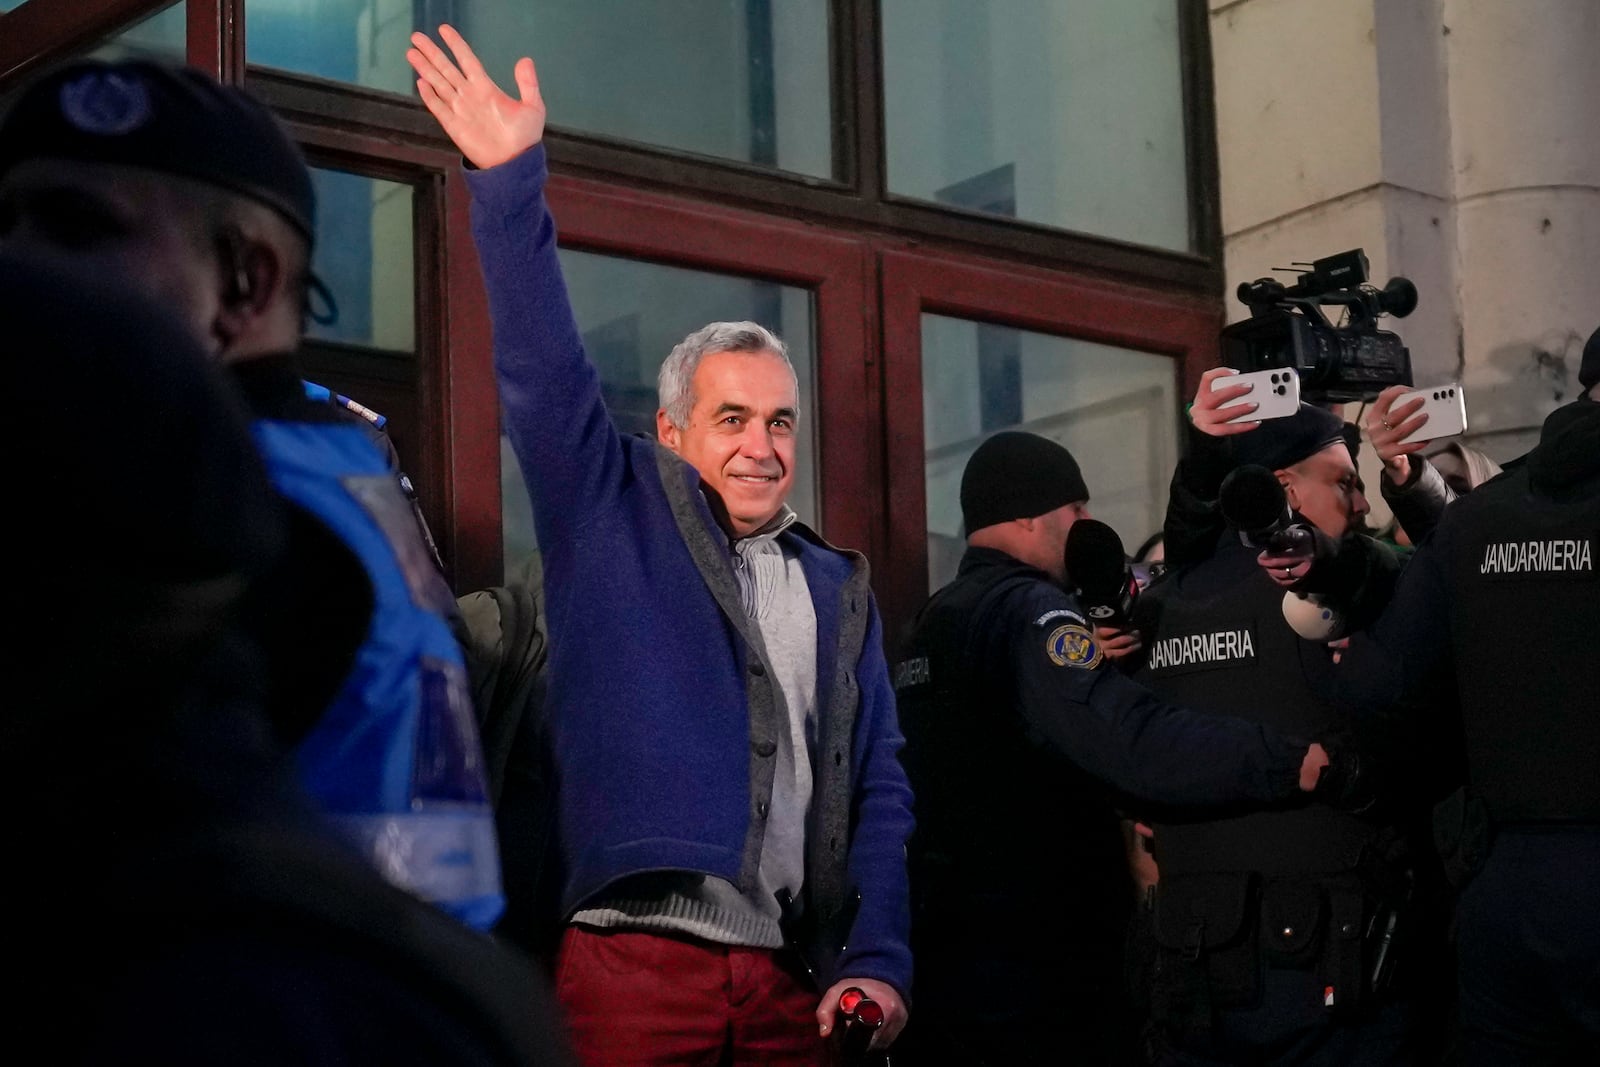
1045, 623, 1103, 670
1033, 607, 1087, 628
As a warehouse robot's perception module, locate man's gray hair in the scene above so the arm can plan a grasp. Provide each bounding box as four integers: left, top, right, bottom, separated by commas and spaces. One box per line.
657, 321, 797, 429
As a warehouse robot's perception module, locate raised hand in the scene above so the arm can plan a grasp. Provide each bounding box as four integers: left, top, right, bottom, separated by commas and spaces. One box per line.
1189, 367, 1261, 437
1364, 384, 1428, 482
406, 24, 545, 170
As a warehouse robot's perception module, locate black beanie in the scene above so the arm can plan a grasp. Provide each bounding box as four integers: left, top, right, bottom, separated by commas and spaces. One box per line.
1580, 325, 1600, 391
960, 431, 1090, 534
0, 59, 315, 242
1231, 403, 1348, 473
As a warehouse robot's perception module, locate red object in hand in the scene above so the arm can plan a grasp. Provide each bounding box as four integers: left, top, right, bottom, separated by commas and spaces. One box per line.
852, 999, 885, 1028
838, 987, 884, 1064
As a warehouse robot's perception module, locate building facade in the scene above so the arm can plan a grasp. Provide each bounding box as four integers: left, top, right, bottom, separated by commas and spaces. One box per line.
3, 0, 1592, 628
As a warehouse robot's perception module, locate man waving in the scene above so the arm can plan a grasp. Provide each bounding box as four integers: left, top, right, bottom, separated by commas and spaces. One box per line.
408, 26, 912, 1064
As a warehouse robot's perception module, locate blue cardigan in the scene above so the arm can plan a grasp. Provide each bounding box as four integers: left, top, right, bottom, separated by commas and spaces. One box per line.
465, 146, 914, 996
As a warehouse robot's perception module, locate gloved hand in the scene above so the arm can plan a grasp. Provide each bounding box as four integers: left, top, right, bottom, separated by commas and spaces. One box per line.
1313, 742, 1378, 814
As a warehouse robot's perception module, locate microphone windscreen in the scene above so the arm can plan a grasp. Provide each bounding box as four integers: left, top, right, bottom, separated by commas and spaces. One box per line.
1220, 465, 1288, 532
1064, 519, 1129, 597
1282, 591, 1346, 641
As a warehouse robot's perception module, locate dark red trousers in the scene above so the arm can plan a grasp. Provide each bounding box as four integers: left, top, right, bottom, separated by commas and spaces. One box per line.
555, 926, 834, 1066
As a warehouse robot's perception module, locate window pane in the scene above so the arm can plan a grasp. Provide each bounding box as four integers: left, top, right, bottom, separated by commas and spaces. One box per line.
922, 313, 1179, 589
248, 0, 832, 179
91, 1, 187, 63
503, 251, 818, 579
306, 167, 414, 351
883, 0, 1190, 251
0, 3, 187, 117
0, 1, 185, 56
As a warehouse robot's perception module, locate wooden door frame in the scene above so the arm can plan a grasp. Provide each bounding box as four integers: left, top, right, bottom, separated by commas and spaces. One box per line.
500, 172, 878, 579
876, 247, 1222, 634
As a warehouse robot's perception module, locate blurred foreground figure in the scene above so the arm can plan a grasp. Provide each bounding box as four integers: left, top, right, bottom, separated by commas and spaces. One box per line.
0, 59, 501, 925
2, 255, 572, 1065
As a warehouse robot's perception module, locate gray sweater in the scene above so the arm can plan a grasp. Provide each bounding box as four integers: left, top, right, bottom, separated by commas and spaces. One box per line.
571, 508, 817, 948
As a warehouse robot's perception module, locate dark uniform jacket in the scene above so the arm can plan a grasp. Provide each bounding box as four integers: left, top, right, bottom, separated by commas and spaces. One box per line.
1343, 397, 1600, 825
1133, 535, 1404, 1037
897, 548, 1311, 826
894, 547, 1311, 1061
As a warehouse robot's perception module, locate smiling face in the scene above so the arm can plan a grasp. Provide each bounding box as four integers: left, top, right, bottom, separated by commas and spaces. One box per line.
656, 349, 798, 538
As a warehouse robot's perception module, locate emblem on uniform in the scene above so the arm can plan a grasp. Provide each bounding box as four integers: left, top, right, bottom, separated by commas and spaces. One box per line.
1046, 623, 1103, 670
60, 71, 152, 137
1086, 604, 1115, 620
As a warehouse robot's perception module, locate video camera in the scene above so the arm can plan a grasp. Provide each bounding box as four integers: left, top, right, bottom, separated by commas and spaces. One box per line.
1220, 248, 1418, 402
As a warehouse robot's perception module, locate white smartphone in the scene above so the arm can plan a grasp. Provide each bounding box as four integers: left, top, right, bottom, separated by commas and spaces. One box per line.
1210, 368, 1301, 421
1395, 383, 1467, 444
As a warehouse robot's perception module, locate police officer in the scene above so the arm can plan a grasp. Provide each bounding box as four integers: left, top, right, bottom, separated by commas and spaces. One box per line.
0, 60, 501, 928
894, 431, 1336, 1065
5, 250, 574, 1066
1333, 328, 1600, 1063
1131, 404, 1415, 1065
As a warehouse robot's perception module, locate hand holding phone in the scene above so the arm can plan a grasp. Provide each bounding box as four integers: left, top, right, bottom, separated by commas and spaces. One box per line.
1393, 383, 1467, 444
1209, 367, 1301, 422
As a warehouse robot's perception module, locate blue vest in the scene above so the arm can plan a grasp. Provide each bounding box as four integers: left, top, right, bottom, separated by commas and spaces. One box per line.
253, 419, 504, 930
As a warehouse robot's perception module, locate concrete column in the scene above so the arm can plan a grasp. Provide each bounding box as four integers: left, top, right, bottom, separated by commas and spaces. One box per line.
1440, 0, 1600, 456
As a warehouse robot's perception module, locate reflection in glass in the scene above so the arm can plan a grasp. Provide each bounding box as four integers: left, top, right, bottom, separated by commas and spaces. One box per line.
248, 0, 832, 178
921, 314, 1179, 589
90, 1, 187, 62
503, 251, 817, 579
0, 0, 187, 60
883, 0, 1190, 251
0, 3, 187, 118
306, 167, 414, 351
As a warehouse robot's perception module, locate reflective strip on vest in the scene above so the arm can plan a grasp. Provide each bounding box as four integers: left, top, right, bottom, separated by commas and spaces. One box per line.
254, 419, 503, 928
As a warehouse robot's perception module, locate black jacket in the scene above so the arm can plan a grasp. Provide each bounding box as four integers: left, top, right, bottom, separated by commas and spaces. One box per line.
1341, 398, 1600, 824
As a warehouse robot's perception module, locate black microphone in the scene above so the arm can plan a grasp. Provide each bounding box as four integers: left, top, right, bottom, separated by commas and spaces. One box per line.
1218, 465, 1314, 557
1064, 519, 1139, 627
